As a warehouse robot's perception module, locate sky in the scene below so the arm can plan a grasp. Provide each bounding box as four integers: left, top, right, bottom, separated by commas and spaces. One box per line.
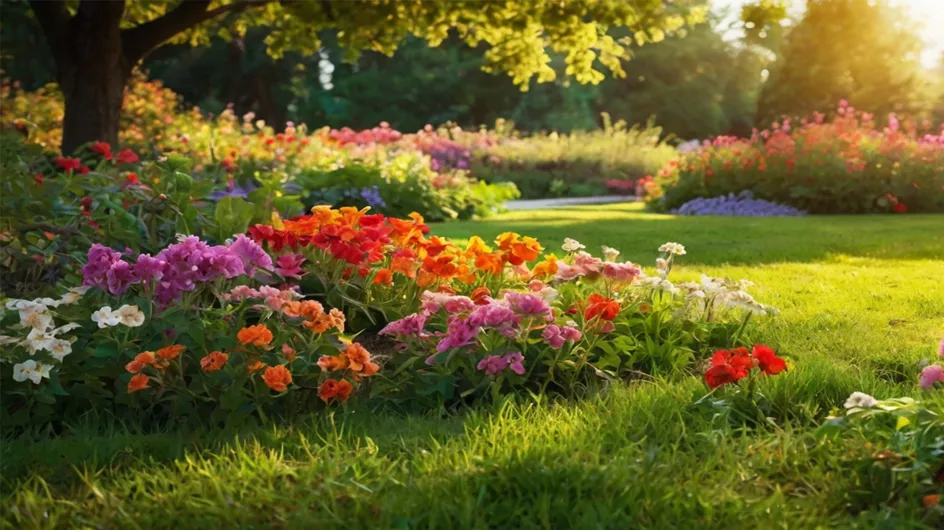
712, 0, 944, 69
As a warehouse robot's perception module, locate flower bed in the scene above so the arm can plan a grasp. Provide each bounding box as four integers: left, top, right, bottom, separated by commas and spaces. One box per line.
1, 202, 779, 426
642, 103, 944, 214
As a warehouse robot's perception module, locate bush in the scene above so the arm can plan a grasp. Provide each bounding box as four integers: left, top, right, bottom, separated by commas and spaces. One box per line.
468, 116, 677, 199
645, 103, 944, 214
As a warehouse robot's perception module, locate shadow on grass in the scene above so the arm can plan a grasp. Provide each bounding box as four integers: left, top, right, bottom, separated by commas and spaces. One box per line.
433, 209, 944, 266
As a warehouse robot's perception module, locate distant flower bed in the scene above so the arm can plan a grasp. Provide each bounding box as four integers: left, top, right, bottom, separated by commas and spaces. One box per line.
673, 191, 805, 217
643, 102, 944, 214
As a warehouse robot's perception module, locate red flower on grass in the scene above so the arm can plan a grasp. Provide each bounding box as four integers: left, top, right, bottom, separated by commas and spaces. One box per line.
704, 345, 786, 389
892, 203, 908, 214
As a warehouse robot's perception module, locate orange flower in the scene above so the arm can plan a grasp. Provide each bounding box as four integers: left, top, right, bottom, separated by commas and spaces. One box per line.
923, 494, 941, 508
329, 308, 346, 333
470, 286, 492, 305
200, 351, 229, 373
283, 300, 325, 320
156, 344, 185, 360
530, 254, 559, 278
390, 255, 417, 279
345, 343, 379, 375
237, 324, 273, 347
372, 268, 393, 286
302, 313, 334, 333
317, 354, 348, 372
318, 379, 354, 403
496, 232, 542, 265
262, 365, 292, 392
125, 351, 156, 373
247, 361, 266, 374
128, 374, 149, 393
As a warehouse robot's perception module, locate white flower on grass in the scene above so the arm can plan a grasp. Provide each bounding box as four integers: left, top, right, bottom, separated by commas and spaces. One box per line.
19, 305, 53, 331
601, 246, 620, 261
562, 238, 585, 252
25, 328, 57, 353
658, 242, 687, 256
115, 305, 145, 327
59, 286, 91, 305
91, 306, 120, 328
721, 290, 769, 316
49, 339, 73, 361
13, 360, 52, 385
844, 392, 877, 410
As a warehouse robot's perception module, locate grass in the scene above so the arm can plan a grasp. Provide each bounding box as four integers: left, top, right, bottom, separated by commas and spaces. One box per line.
3, 203, 943, 529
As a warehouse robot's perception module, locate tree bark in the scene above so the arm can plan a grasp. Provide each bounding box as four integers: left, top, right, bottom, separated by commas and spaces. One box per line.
59, 1, 130, 154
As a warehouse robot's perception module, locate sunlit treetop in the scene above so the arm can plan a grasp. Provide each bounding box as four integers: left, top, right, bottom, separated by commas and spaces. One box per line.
80, 0, 708, 89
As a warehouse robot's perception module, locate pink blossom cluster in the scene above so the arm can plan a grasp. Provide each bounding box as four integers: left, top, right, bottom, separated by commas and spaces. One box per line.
477, 352, 525, 376
556, 252, 642, 283
223, 285, 301, 311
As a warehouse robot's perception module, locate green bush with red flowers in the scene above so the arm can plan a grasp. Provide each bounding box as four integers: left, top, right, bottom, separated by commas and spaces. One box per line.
644, 102, 944, 214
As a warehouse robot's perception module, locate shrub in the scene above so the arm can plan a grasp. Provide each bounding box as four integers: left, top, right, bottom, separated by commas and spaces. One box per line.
644, 103, 944, 214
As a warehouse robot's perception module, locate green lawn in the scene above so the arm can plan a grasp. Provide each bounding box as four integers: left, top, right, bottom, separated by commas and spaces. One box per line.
4, 204, 944, 529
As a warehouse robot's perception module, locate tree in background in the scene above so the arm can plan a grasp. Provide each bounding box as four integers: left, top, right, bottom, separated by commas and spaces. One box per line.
757, 0, 928, 125
20, 0, 705, 154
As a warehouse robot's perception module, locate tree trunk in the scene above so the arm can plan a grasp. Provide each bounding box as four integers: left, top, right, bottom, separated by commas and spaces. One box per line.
56, 2, 130, 155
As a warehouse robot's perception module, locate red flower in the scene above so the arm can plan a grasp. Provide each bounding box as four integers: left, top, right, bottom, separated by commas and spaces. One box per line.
34, 173, 44, 186
892, 203, 908, 214
54, 157, 82, 172
584, 293, 620, 321
90, 142, 113, 160
751, 344, 786, 375
115, 148, 139, 164
704, 348, 753, 389
705, 364, 739, 389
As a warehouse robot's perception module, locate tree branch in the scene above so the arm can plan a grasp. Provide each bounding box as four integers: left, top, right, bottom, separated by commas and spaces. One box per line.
122, 0, 271, 63
28, 0, 72, 60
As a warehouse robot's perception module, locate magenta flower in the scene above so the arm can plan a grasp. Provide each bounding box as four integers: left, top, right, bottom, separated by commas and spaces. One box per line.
543, 325, 566, 349
105, 261, 135, 295
436, 319, 480, 352
379, 312, 429, 339
477, 355, 508, 375
229, 234, 273, 273
133, 254, 166, 282
276, 253, 306, 279
503, 352, 526, 375
82, 244, 122, 289
503, 292, 550, 316
919, 365, 944, 389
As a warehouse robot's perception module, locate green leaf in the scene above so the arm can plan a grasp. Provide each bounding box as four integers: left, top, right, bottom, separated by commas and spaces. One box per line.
214, 196, 255, 240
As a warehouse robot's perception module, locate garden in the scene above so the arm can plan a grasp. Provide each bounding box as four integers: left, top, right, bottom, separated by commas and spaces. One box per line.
2, 0, 944, 528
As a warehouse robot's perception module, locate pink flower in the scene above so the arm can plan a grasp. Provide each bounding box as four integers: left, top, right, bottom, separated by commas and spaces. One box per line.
543, 325, 565, 349
528, 279, 545, 292
573, 252, 603, 273
477, 355, 508, 375
503, 352, 525, 375
561, 326, 582, 342
276, 254, 306, 279
436, 319, 480, 352
602, 262, 642, 283
379, 312, 429, 339
555, 263, 584, 281
421, 291, 474, 314
503, 292, 550, 316
919, 365, 944, 389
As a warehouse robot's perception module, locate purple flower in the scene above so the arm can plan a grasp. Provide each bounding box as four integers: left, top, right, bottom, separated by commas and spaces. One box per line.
82, 244, 123, 289
276, 254, 306, 279
503, 352, 525, 375
133, 254, 166, 282
105, 261, 135, 295
467, 304, 519, 331
477, 355, 508, 375
229, 234, 273, 273
919, 365, 944, 389
503, 292, 550, 316
436, 318, 480, 352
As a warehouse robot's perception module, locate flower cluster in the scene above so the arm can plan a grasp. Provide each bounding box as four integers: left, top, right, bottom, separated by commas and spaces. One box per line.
673, 191, 806, 217
82, 235, 272, 303
2, 288, 90, 384
704, 345, 787, 389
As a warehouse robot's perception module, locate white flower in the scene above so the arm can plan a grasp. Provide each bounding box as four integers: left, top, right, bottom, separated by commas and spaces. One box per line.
52, 322, 81, 334
12, 360, 51, 385
721, 290, 768, 315
844, 392, 877, 410
59, 286, 91, 305
601, 246, 620, 261
0, 335, 19, 345
49, 339, 73, 361
5, 299, 34, 310
91, 306, 120, 328
638, 276, 679, 294
35, 297, 61, 308
658, 242, 687, 256
25, 328, 57, 352
115, 305, 145, 327
19, 305, 53, 331
562, 238, 585, 252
